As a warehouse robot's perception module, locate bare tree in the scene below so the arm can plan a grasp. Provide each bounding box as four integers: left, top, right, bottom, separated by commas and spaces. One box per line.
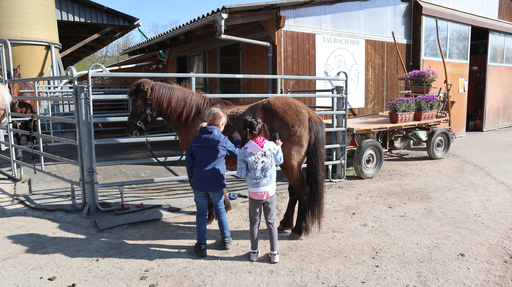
74, 20, 179, 72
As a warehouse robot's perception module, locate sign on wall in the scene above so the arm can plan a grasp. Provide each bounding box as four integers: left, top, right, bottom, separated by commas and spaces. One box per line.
316, 34, 365, 108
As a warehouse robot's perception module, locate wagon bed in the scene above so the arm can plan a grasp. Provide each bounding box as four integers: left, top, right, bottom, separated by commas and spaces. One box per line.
347, 112, 449, 134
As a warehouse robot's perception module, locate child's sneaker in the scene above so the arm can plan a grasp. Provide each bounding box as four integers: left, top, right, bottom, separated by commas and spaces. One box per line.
194, 242, 207, 258
223, 237, 232, 250
249, 250, 259, 262
270, 251, 279, 263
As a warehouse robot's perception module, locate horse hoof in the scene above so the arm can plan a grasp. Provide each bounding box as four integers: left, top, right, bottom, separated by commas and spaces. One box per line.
278, 224, 288, 232
289, 232, 302, 240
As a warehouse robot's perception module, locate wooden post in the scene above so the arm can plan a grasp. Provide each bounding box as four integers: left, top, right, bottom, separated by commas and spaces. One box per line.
435, 20, 452, 127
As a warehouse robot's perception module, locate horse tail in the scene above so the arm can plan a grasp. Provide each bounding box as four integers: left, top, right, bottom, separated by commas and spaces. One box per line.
306, 114, 326, 230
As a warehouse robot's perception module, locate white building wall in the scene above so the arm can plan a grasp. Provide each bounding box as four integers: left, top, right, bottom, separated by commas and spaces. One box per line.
281, 0, 411, 42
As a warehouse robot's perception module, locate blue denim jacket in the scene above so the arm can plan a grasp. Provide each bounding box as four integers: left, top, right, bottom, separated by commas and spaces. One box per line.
236, 139, 284, 189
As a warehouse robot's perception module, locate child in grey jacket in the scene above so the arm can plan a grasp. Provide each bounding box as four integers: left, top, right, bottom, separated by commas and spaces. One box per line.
236, 115, 283, 263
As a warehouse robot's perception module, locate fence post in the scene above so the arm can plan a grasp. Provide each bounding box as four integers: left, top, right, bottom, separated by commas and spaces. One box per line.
74, 84, 98, 214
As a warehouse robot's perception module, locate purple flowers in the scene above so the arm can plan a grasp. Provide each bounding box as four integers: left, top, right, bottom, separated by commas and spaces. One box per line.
404, 66, 439, 87
388, 97, 415, 113
415, 94, 440, 111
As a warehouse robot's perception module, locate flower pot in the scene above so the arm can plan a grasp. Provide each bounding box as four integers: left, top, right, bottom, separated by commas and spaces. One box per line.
414, 110, 437, 121
409, 86, 431, 94
389, 112, 414, 123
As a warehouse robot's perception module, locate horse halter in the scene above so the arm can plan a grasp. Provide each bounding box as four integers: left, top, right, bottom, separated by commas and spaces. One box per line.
129, 82, 155, 132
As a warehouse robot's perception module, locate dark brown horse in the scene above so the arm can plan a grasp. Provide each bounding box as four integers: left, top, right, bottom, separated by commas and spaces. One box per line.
7, 65, 38, 159
126, 78, 326, 239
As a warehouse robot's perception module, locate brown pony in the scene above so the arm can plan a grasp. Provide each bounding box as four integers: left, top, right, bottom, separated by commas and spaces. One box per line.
126, 79, 326, 239
7, 65, 38, 159
0, 84, 13, 126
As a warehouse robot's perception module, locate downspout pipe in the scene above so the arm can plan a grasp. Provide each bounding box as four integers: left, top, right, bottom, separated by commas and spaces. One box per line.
216, 13, 273, 94
138, 27, 166, 61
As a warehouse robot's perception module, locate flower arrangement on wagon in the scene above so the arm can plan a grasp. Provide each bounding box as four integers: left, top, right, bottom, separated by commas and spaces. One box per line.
404, 66, 439, 94
414, 94, 440, 121
387, 97, 415, 123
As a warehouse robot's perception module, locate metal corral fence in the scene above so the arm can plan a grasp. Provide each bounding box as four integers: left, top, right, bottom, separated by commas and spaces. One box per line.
0, 64, 348, 214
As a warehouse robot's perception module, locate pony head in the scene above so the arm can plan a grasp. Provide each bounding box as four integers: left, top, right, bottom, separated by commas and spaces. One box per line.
126, 78, 157, 137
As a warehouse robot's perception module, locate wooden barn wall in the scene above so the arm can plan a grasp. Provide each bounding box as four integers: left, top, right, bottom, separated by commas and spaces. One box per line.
485, 65, 512, 130
207, 48, 219, 94
166, 56, 177, 84
239, 36, 271, 105
498, 0, 512, 22
282, 30, 315, 107
351, 40, 412, 117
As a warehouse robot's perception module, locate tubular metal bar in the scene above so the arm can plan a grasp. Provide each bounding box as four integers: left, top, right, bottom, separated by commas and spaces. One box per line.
10, 96, 75, 102
315, 111, 347, 115
8, 128, 78, 145
90, 72, 348, 82
9, 112, 77, 124
96, 155, 185, 167
94, 135, 178, 145
8, 144, 78, 166
5, 157, 78, 186
325, 127, 347, 132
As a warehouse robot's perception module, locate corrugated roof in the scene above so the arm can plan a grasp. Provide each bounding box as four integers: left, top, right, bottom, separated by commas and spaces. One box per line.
122, 0, 336, 55
56, 0, 138, 25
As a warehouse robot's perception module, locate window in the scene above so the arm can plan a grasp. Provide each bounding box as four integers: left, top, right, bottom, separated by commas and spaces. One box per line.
423, 16, 470, 62
188, 52, 207, 93
489, 32, 512, 65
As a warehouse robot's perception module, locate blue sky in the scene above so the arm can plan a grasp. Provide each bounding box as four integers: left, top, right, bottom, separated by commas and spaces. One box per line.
98, 0, 262, 35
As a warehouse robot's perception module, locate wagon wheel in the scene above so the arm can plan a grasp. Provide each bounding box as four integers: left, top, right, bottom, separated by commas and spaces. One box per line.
353, 139, 384, 179
426, 128, 451, 159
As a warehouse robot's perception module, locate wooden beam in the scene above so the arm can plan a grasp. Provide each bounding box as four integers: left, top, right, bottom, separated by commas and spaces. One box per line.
225, 10, 278, 26
260, 16, 286, 45
60, 26, 115, 57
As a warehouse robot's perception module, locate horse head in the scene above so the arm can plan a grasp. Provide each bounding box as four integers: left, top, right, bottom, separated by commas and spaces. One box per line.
126, 78, 159, 137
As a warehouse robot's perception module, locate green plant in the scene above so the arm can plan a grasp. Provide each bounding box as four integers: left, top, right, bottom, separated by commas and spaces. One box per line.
388, 97, 415, 113
415, 94, 440, 111
404, 66, 439, 87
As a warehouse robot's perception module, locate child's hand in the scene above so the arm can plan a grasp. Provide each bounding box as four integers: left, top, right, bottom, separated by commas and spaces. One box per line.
233, 131, 241, 141
276, 139, 283, 146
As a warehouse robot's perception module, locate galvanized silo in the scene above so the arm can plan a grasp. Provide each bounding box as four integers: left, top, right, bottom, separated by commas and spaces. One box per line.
0, 0, 60, 78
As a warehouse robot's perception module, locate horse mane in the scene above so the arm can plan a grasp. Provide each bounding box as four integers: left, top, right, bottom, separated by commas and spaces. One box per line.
129, 78, 235, 124
0, 84, 12, 108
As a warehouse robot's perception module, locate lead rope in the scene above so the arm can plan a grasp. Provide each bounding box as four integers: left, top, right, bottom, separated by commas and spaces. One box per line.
144, 133, 185, 172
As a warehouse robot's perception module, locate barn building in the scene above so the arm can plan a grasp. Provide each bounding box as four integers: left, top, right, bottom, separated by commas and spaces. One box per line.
120, 0, 512, 136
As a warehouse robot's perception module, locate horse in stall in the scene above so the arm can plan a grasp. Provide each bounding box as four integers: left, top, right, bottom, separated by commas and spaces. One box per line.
7, 65, 38, 159
126, 79, 326, 239
0, 84, 13, 126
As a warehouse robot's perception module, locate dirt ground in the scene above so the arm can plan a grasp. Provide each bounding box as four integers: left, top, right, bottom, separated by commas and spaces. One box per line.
1, 129, 512, 287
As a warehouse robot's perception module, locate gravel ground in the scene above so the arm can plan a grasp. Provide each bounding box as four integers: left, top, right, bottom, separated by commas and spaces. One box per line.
1, 129, 511, 287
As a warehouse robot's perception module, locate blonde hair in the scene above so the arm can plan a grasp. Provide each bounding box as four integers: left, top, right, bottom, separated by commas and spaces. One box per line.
199, 107, 227, 128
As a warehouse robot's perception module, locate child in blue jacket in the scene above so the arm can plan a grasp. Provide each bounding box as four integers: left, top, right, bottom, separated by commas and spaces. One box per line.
236, 116, 283, 263
186, 107, 241, 258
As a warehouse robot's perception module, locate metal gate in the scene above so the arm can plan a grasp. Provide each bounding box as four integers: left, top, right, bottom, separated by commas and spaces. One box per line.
1, 59, 348, 215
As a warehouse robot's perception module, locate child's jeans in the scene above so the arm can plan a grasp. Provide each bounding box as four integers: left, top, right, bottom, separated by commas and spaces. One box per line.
249, 194, 278, 252
193, 189, 230, 244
